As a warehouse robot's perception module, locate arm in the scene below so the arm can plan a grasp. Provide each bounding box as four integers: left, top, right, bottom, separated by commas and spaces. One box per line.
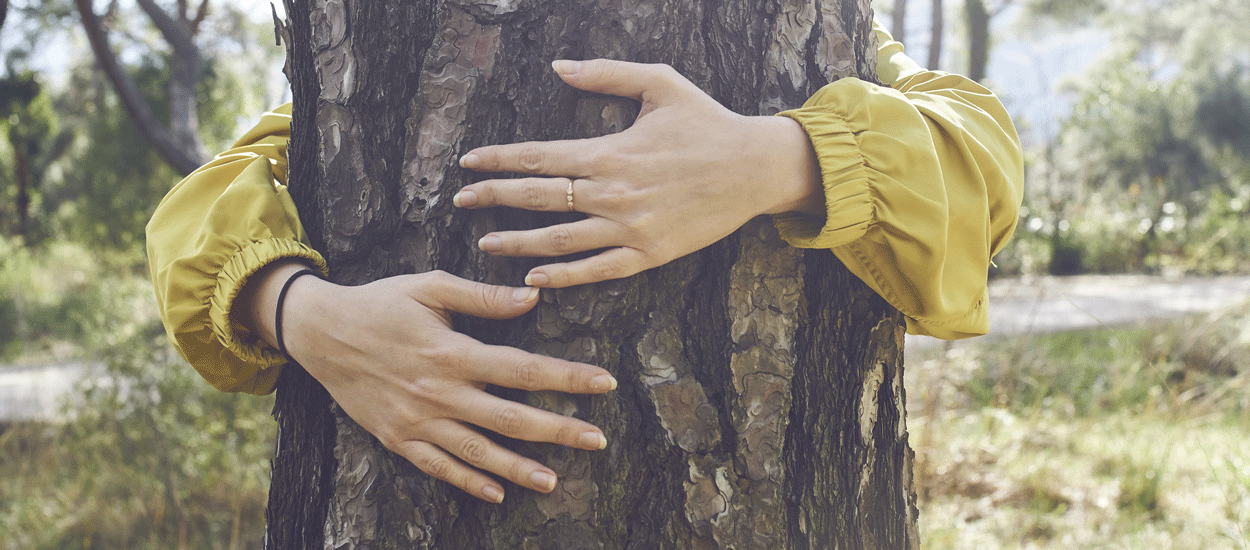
146, 107, 617, 503
772, 21, 1024, 338
457, 23, 1023, 339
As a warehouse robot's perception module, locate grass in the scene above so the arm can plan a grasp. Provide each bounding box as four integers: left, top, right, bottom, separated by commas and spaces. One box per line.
0, 239, 275, 550
910, 307, 1250, 549
2, 237, 1248, 547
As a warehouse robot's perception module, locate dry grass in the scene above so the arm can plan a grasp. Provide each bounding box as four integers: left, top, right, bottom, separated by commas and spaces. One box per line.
909, 306, 1250, 549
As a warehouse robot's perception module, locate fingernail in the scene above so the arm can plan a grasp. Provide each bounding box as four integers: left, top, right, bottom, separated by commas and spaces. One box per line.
552, 59, 581, 75
453, 190, 477, 208
482, 485, 504, 503
580, 432, 607, 450
512, 286, 539, 304
524, 272, 550, 287
590, 374, 617, 392
460, 152, 481, 169
530, 470, 557, 492
479, 235, 502, 252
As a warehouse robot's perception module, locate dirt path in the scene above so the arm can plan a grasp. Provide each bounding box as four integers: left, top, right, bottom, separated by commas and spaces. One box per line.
7, 275, 1250, 421
906, 273, 1250, 349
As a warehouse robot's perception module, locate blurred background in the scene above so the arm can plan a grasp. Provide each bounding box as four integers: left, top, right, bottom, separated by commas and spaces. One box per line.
0, 0, 1246, 548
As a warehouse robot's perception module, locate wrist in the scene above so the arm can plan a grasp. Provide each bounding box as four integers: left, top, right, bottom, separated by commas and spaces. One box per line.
755, 115, 824, 217
236, 259, 321, 351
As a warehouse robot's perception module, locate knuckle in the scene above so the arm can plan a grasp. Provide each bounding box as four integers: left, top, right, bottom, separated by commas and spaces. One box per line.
547, 226, 575, 254
459, 435, 491, 466
512, 358, 542, 391
521, 179, 549, 209
409, 372, 455, 408
422, 455, 456, 482
591, 257, 629, 282
493, 405, 525, 436
519, 145, 544, 173
553, 420, 578, 447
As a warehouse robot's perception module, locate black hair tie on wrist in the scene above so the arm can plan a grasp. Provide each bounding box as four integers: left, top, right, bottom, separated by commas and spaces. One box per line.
275, 268, 326, 363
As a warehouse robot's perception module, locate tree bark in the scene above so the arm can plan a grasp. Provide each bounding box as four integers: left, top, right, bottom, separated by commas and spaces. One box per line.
271, 0, 918, 548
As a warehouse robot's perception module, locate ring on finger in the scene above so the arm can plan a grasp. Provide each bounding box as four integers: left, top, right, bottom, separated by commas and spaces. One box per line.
566, 180, 575, 212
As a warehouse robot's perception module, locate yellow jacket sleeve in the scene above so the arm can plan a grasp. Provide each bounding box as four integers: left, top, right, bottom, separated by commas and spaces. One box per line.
146, 104, 326, 395
774, 20, 1024, 339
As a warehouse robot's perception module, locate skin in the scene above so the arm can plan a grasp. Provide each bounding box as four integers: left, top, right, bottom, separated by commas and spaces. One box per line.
235, 59, 823, 504
458, 59, 825, 287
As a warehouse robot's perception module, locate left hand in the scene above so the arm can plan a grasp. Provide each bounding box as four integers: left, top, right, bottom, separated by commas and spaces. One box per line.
456, 59, 824, 288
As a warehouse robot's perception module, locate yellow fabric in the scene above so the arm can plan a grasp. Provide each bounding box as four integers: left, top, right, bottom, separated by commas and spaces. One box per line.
774, 20, 1024, 339
147, 21, 1022, 393
146, 104, 327, 395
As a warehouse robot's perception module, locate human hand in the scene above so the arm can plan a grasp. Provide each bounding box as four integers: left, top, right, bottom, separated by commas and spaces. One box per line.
455, 59, 825, 288
242, 263, 616, 503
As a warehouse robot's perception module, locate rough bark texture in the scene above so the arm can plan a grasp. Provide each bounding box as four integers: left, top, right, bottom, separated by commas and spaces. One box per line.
270, 1, 917, 548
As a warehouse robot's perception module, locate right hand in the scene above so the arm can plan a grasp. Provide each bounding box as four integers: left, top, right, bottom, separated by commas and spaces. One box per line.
245, 263, 616, 503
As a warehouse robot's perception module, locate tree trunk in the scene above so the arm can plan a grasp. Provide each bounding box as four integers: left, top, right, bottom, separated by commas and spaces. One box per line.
965, 0, 989, 82
270, 1, 917, 548
73, 0, 209, 175
927, 0, 943, 70
893, 0, 908, 49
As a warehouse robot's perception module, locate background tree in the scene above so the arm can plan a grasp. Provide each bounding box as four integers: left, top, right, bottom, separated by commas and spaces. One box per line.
72, 0, 210, 175
267, 0, 919, 548
1008, 0, 1250, 275
928, 0, 943, 69
893, 0, 909, 48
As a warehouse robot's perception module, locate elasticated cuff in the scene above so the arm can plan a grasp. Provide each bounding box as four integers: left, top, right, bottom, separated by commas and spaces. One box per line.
208, 238, 327, 369
771, 107, 875, 249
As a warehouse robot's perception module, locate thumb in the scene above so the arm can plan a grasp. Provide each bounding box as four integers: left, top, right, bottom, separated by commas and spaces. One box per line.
413, 271, 540, 320
552, 59, 692, 103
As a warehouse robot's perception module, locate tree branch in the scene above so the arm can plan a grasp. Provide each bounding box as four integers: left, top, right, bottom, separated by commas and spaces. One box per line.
134, 0, 210, 164
135, 0, 196, 56
73, 0, 206, 175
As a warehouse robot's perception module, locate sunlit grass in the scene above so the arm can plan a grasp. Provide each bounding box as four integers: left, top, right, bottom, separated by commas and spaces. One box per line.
910, 310, 1250, 549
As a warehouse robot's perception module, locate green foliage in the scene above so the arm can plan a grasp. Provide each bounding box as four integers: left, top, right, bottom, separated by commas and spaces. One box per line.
997, 0, 1250, 277
0, 241, 275, 549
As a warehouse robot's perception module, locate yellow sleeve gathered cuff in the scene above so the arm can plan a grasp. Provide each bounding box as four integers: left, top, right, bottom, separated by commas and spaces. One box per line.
147, 104, 327, 395
772, 22, 1024, 340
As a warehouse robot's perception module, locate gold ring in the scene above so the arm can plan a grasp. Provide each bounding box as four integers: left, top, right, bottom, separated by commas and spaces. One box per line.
567, 180, 575, 212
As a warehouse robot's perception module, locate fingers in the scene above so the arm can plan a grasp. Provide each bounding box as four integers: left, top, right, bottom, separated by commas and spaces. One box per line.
478, 218, 622, 258
440, 387, 608, 451
454, 177, 582, 212
523, 247, 649, 289
459, 60, 694, 176
393, 420, 565, 501
460, 138, 593, 177
455, 341, 617, 395
391, 438, 508, 503
412, 270, 541, 320
551, 59, 691, 103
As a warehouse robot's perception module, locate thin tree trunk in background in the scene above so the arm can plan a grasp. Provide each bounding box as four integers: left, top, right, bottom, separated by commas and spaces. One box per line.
13, 143, 29, 239
893, 0, 909, 48
72, 0, 209, 175
928, 0, 944, 69
966, 0, 990, 82
270, 0, 918, 547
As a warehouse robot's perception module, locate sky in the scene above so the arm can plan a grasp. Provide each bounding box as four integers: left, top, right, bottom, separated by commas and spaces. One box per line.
9, 1, 1105, 147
